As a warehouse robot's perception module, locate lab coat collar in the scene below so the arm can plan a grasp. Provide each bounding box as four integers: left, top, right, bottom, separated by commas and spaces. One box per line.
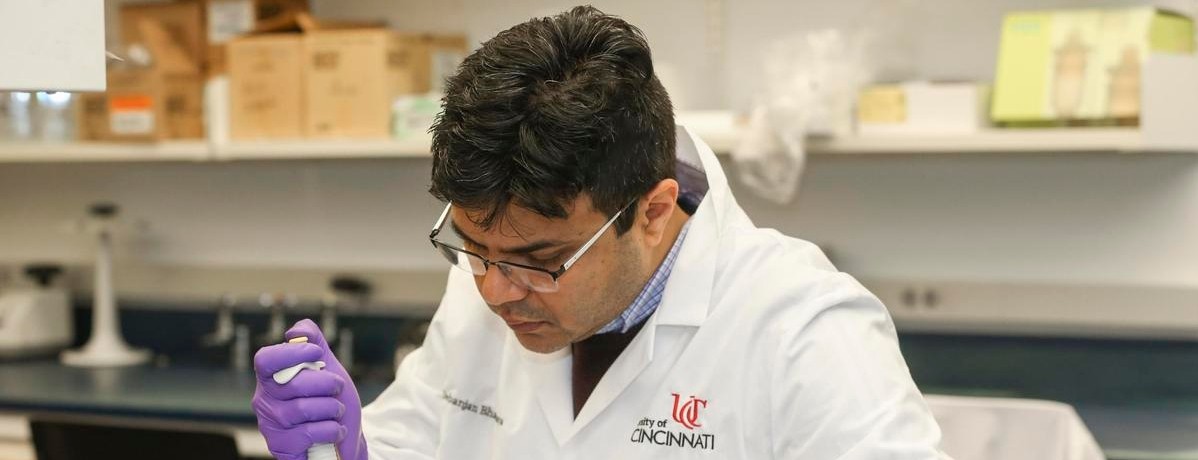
653, 125, 734, 328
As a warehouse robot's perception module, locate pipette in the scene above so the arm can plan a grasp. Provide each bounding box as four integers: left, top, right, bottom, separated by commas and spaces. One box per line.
271, 336, 339, 460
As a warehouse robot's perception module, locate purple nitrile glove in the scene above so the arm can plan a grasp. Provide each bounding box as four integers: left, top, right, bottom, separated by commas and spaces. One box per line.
253, 319, 368, 460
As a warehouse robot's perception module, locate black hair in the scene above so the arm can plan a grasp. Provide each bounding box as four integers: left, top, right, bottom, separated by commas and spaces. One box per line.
429, 5, 675, 235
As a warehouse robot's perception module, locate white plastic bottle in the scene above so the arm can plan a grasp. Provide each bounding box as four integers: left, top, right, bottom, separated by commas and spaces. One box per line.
308, 443, 338, 460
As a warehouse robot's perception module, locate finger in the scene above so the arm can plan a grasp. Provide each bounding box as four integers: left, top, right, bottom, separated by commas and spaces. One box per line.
263, 369, 345, 400
260, 420, 343, 459
258, 421, 307, 460
273, 397, 346, 428
285, 319, 329, 348
304, 420, 346, 445
266, 449, 306, 460
254, 342, 324, 377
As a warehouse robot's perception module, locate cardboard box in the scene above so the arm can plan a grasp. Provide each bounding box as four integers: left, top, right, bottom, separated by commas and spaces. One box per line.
227, 34, 305, 139
206, 0, 309, 75
226, 11, 466, 139
108, 70, 204, 140
75, 93, 110, 141
76, 70, 204, 142
404, 34, 468, 94
79, 19, 205, 141
120, 1, 207, 70
304, 31, 466, 138
991, 7, 1193, 125
303, 29, 404, 138
857, 82, 990, 135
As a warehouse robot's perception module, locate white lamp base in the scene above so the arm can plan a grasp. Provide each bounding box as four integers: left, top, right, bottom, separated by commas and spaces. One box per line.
60, 341, 151, 367
63, 219, 152, 369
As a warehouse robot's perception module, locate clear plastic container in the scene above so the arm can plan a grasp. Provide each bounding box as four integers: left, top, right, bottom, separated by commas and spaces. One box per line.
0, 92, 35, 141
34, 91, 76, 141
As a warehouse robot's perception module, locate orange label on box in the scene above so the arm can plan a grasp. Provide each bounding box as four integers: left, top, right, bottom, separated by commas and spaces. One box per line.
108, 95, 155, 135
109, 95, 154, 111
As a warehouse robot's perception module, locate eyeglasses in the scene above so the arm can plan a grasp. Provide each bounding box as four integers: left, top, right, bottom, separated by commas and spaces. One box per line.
428, 200, 635, 293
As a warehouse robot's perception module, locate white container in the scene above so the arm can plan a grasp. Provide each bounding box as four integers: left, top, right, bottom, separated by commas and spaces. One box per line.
857, 82, 989, 135
204, 76, 231, 147
391, 93, 440, 140
0, 287, 71, 358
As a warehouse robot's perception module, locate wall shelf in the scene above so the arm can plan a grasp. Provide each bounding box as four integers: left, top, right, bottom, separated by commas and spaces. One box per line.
807, 128, 1147, 155
7, 52, 1198, 167
6, 51, 1198, 162
0, 126, 1181, 163
213, 137, 434, 161
0, 141, 208, 162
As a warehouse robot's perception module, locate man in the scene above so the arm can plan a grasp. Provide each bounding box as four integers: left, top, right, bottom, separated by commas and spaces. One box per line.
252, 6, 948, 459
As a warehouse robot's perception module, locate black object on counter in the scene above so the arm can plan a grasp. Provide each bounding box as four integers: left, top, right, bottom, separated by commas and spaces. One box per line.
23, 263, 63, 287
331, 275, 372, 297
31, 419, 239, 460
88, 202, 118, 218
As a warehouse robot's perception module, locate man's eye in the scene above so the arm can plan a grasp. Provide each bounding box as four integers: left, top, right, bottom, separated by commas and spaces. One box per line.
462, 241, 485, 254
527, 254, 561, 266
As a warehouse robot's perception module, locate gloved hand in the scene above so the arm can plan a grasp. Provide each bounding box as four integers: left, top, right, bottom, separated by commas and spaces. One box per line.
253, 319, 368, 460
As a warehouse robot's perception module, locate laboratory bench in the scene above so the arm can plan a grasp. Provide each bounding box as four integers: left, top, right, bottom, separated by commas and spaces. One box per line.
0, 360, 1196, 459
0, 303, 417, 459
3, 318, 1198, 459
903, 332, 1198, 460
0, 360, 389, 425
0, 359, 391, 459
0, 359, 1195, 460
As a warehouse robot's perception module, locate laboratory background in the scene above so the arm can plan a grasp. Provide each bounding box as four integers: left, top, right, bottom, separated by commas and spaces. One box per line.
1, 0, 1197, 459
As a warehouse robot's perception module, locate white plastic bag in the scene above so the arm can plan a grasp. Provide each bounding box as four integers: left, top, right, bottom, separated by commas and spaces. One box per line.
734, 29, 872, 204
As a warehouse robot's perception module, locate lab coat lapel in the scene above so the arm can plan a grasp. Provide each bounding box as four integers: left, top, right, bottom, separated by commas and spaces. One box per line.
525, 126, 731, 446
656, 125, 727, 329
568, 126, 728, 434
570, 313, 657, 431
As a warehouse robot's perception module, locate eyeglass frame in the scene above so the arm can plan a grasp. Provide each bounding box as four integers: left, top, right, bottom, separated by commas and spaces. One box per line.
428, 199, 637, 289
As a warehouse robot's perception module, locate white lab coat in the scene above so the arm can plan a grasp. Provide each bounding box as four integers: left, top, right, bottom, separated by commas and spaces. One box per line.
362, 126, 949, 459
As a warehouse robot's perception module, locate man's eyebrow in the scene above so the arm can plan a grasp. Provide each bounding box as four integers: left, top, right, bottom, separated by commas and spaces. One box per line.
449, 221, 482, 249
450, 221, 566, 255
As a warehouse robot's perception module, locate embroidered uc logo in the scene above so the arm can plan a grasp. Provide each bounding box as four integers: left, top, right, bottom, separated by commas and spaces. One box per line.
670, 393, 708, 430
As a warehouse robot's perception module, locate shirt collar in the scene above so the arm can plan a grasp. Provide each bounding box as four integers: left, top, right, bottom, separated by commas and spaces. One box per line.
594, 218, 692, 334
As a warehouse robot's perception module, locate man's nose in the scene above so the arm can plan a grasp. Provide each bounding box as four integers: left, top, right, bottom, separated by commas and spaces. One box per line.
477, 264, 527, 306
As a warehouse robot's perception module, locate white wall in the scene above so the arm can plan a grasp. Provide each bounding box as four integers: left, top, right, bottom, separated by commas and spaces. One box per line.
1, 0, 1197, 297
738, 152, 1198, 286
311, 0, 1198, 110
3, 150, 1196, 288
312, 0, 1198, 288
0, 159, 444, 270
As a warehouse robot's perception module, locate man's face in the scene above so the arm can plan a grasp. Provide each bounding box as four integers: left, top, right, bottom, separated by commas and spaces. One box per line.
449, 195, 648, 354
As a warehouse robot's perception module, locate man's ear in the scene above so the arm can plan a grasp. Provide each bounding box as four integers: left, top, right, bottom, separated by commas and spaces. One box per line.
638, 179, 680, 247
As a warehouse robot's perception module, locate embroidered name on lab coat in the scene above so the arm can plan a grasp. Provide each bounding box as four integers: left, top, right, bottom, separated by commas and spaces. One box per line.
442, 390, 504, 426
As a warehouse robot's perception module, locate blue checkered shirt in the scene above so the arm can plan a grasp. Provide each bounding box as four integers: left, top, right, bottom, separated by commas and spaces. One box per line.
594, 220, 692, 334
